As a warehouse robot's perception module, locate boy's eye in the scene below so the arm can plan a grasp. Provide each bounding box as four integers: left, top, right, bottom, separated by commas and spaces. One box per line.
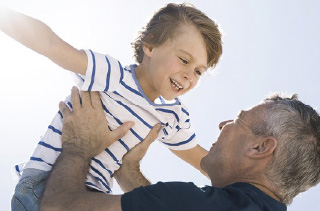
179, 57, 188, 64
195, 70, 202, 76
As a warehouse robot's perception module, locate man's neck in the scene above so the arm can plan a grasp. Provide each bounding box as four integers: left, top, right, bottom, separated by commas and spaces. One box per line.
249, 182, 282, 202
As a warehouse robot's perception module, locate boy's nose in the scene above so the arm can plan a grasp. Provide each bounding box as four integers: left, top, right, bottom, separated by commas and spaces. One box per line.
183, 69, 195, 82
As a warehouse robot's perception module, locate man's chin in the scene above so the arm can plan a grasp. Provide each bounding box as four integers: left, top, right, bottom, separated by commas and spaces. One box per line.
200, 156, 207, 173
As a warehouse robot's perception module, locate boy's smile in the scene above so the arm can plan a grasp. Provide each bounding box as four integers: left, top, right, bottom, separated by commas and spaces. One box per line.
135, 24, 208, 102
170, 78, 183, 91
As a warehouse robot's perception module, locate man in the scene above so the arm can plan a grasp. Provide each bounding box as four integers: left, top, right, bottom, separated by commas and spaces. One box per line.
40, 87, 320, 210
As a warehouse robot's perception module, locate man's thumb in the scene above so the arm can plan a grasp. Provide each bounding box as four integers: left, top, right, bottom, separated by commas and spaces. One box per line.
112, 121, 135, 140
142, 124, 162, 147
133, 123, 162, 160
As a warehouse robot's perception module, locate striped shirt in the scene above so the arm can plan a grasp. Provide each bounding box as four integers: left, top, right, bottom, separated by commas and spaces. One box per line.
16, 50, 197, 193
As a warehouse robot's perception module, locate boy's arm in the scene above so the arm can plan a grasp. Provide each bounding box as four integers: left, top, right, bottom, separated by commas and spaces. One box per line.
170, 144, 209, 178
0, 7, 87, 75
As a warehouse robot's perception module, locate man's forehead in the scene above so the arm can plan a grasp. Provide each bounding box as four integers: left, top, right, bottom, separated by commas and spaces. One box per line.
237, 103, 267, 120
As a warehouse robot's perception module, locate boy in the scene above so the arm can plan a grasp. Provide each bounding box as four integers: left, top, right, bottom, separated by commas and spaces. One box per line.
0, 3, 222, 210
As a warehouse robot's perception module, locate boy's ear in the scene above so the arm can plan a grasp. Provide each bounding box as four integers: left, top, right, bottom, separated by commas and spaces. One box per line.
143, 44, 154, 57
247, 136, 277, 159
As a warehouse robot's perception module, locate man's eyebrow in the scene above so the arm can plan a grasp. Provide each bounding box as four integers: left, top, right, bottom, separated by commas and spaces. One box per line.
178, 49, 207, 69
237, 110, 251, 128
237, 110, 244, 118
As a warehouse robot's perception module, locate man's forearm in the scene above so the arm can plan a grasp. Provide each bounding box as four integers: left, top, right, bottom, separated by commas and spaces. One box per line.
39, 89, 156, 210
40, 143, 122, 211
40, 90, 136, 210
40, 144, 91, 209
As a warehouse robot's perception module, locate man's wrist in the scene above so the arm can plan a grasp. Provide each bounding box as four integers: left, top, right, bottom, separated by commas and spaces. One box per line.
115, 163, 139, 178
114, 162, 151, 192
62, 142, 92, 160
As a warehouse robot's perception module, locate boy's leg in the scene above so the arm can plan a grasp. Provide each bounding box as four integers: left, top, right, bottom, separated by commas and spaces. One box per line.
11, 169, 49, 211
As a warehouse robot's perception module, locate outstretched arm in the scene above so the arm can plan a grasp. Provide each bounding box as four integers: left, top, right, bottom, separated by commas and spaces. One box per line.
0, 7, 87, 75
171, 144, 209, 178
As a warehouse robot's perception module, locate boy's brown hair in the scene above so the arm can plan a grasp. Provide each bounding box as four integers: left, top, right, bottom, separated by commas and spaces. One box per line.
132, 3, 223, 69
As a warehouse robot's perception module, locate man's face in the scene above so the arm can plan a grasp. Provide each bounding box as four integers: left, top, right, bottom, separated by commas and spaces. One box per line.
201, 104, 264, 187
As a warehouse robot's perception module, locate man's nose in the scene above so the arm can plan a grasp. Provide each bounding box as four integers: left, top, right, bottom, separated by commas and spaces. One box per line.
219, 120, 233, 130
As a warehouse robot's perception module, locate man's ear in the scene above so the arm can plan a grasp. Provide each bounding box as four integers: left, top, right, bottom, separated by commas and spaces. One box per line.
143, 44, 154, 57
248, 136, 277, 159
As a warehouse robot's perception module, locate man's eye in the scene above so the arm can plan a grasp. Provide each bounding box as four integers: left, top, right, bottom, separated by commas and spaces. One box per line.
195, 70, 202, 76
180, 57, 188, 64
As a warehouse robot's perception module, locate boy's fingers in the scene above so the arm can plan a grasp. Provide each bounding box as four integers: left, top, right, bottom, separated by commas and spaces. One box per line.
91, 91, 103, 110
80, 91, 91, 108
59, 101, 71, 118
70, 87, 81, 111
111, 121, 135, 141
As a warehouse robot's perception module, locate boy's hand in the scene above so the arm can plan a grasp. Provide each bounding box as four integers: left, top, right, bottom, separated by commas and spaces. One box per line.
59, 87, 134, 158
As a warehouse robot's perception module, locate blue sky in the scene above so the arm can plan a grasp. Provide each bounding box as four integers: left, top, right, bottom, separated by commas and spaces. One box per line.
0, 0, 319, 210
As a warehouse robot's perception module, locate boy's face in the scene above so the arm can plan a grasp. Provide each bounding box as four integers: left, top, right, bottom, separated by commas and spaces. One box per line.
141, 24, 208, 101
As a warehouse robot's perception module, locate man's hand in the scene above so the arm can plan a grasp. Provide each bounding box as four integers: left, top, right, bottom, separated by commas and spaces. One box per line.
121, 123, 161, 167
59, 87, 134, 158
41, 88, 134, 210
114, 123, 161, 192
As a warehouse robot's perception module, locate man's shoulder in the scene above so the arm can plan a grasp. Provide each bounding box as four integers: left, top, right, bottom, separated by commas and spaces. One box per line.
121, 182, 287, 211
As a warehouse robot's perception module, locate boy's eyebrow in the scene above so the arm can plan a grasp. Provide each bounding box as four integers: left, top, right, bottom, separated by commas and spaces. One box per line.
178, 49, 207, 69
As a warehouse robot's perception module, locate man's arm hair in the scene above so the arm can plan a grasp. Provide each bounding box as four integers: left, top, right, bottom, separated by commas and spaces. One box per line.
40, 145, 122, 211
114, 164, 151, 193
40, 88, 160, 210
40, 89, 127, 210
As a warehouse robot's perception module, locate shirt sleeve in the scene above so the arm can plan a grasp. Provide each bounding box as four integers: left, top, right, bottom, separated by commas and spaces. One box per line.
158, 105, 198, 150
73, 49, 124, 92
121, 182, 203, 211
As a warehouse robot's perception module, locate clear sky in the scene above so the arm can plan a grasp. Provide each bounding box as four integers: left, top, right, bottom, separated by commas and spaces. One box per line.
0, 0, 319, 210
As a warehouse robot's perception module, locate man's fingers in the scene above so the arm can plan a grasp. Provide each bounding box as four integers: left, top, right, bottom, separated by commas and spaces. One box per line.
124, 123, 161, 161
91, 91, 103, 110
111, 121, 135, 141
141, 124, 161, 149
59, 101, 71, 118
80, 91, 91, 108
70, 87, 81, 111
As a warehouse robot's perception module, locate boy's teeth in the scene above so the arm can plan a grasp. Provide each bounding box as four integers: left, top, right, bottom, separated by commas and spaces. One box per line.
171, 79, 182, 90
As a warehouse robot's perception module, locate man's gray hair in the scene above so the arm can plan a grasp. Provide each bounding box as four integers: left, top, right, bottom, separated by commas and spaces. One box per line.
251, 93, 320, 205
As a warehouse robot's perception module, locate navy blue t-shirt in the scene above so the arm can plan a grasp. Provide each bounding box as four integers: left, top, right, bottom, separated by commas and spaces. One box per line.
121, 182, 286, 211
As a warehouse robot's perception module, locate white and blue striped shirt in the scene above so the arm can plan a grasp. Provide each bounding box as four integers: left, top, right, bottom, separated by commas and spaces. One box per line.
16, 50, 197, 193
